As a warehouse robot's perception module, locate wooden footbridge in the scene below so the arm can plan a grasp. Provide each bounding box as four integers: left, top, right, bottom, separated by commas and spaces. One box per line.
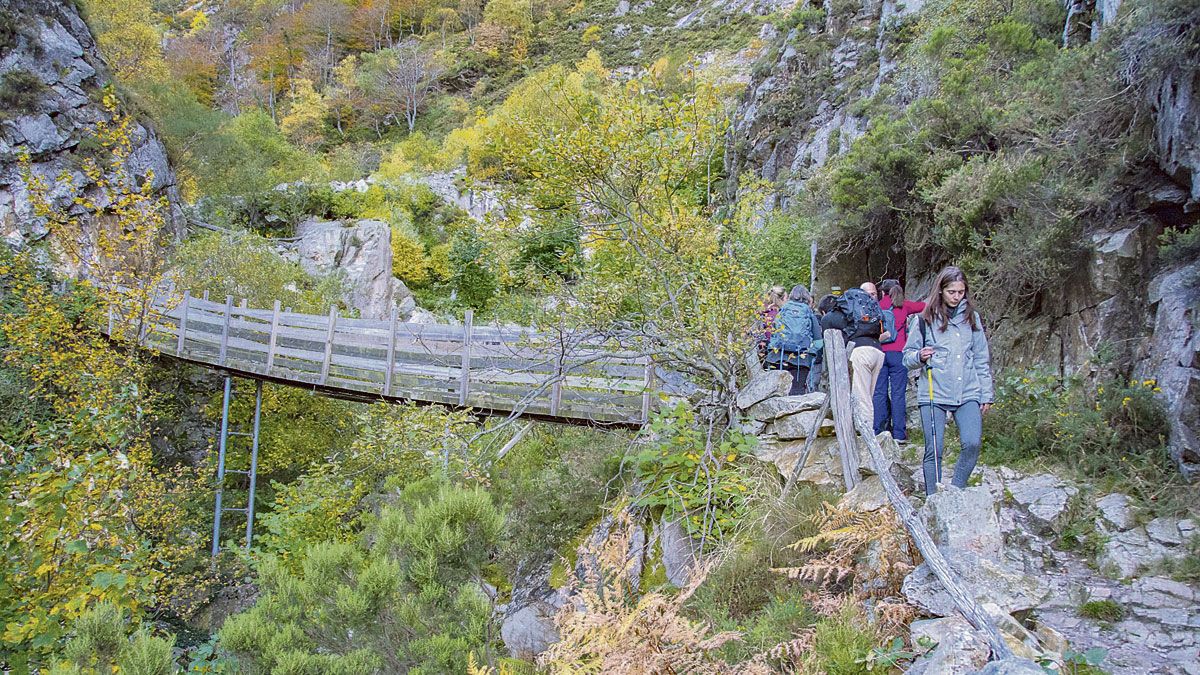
108, 288, 657, 428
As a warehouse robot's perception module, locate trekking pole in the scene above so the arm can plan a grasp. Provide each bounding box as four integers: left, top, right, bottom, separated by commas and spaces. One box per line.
926, 365, 941, 490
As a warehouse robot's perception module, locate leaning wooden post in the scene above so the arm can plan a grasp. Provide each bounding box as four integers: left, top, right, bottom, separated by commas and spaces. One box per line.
176, 290, 190, 356
849, 396, 1015, 660
782, 389, 832, 497
823, 329, 861, 489
265, 299, 281, 375
320, 306, 338, 385
384, 304, 399, 397
458, 309, 474, 406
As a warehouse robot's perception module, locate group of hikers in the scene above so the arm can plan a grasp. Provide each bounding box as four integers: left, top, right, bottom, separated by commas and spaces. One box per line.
755, 266, 994, 496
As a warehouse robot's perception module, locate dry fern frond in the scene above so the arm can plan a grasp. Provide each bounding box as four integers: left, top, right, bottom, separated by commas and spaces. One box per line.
538, 510, 763, 674
874, 599, 919, 635
778, 502, 917, 599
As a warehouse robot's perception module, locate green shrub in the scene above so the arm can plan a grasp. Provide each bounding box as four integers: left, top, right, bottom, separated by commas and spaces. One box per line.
170, 230, 344, 312
220, 482, 502, 673
0, 69, 47, 115
1079, 599, 1125, 622
448, 227, 498, 309
806, 605, 878, 674
53, 603, 175, 675
1159, 226, 1200, 266
633, 403, 756, 549
493, 425, 625, 572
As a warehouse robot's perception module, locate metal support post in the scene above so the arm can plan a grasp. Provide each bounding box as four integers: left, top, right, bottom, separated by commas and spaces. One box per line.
211, 376, 233, 557
244, 380, 263, 551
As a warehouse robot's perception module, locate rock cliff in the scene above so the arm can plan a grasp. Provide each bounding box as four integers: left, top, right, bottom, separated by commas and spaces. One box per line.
728, 0, 1200, 477
0, 0, 182, 259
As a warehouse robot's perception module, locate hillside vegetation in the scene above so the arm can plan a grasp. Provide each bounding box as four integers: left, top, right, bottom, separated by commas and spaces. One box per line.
0, 0, 1197, 672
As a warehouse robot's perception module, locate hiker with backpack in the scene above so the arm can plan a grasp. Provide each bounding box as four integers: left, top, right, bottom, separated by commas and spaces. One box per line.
765, 285, 821, 396
755, 286, 788, 367
820, 284, 886, 421
874, 279, 926, 445
902, 266, 994, 496
806, 294, 839, 392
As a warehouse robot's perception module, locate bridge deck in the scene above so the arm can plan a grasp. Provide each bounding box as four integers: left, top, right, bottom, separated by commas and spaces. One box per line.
111, 291, 655, 427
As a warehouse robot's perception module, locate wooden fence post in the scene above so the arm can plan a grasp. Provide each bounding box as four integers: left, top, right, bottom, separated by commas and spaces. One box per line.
549, 336, 564, 417
640, 357, 655, 424
823, 329, 861, 490
219, 295, 233, 366
265, 299, 281, 374
320, 306, 338, 385
176, 290, 190, 356
459, 310, 474, 406
384, 304, 398, 396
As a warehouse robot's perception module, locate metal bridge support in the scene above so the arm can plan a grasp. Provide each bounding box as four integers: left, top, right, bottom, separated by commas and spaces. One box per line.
211, 376, 263, 557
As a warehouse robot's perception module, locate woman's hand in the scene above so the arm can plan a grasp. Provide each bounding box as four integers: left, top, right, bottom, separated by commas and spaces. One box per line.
919, 347, 934, 363
981, 403, 992, 416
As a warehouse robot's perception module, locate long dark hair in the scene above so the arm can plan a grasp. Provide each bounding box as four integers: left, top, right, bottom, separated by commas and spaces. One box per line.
920, 266, 979, 331
880, 279, 903, 306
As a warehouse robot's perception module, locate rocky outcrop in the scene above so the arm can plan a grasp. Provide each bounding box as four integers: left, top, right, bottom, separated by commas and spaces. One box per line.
292, 218, 414, 320
0, 0, 181, 258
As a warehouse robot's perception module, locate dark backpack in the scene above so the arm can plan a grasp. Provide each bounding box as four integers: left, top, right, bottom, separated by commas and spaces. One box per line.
771, 302, 816, 355
835, 288, 884, 342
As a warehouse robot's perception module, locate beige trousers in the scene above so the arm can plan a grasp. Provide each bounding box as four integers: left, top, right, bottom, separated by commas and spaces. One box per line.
849, 346, 885, 422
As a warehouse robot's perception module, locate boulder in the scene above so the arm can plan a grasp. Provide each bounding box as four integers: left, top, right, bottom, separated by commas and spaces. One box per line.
745, 391, 826, 421
1095, 493, 1137, 531
903, 550, 1048, 617
753, 436, 843, 487
838, 475, 887, 513
1145, 517, 1183, 546
1006, 473, 1078, 534
735, 370, 794, 410
907, 617, 990, 675
295, 218, 411, 319
657, 516, 699, 587
501, 592, 564, 659
972, 658, 1049, 675
1097, 528, 1171, 579
922, 486, 1003, 559
773, 409, 832, 440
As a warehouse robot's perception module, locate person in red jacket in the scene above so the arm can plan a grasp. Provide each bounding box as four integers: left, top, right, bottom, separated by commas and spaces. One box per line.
873, 279, 925, 445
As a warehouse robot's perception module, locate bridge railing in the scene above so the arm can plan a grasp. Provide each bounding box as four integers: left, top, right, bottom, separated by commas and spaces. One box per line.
107, 289, 655, 426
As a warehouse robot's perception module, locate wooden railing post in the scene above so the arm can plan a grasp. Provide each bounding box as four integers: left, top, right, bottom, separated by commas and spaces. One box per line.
549, 337, 564, 417
265, 299, 281, 374
176, 290, 190, 356
219, 295, 232, 366
640, 357, 655, 424
459, 310, 474, 406
823, 329, 861, 490
384, 305, 399, 397
320, 306, 338, 385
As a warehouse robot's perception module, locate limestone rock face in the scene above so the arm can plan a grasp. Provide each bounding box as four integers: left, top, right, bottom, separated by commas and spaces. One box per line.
500, 563, 565, 660
0, 0, 182, 260
295, 218, 412, 320
1097, 527, 1172, 579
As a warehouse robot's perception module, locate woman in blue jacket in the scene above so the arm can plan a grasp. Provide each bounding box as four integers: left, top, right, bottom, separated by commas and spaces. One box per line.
903, 266, 994, 496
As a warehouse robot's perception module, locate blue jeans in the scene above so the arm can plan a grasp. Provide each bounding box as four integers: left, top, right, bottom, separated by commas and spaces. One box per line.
918, 400, 982, 496
873, 351, 908, 440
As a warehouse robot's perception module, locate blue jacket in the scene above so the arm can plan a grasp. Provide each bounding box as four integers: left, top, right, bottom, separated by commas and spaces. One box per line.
903, 307, 994, 406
